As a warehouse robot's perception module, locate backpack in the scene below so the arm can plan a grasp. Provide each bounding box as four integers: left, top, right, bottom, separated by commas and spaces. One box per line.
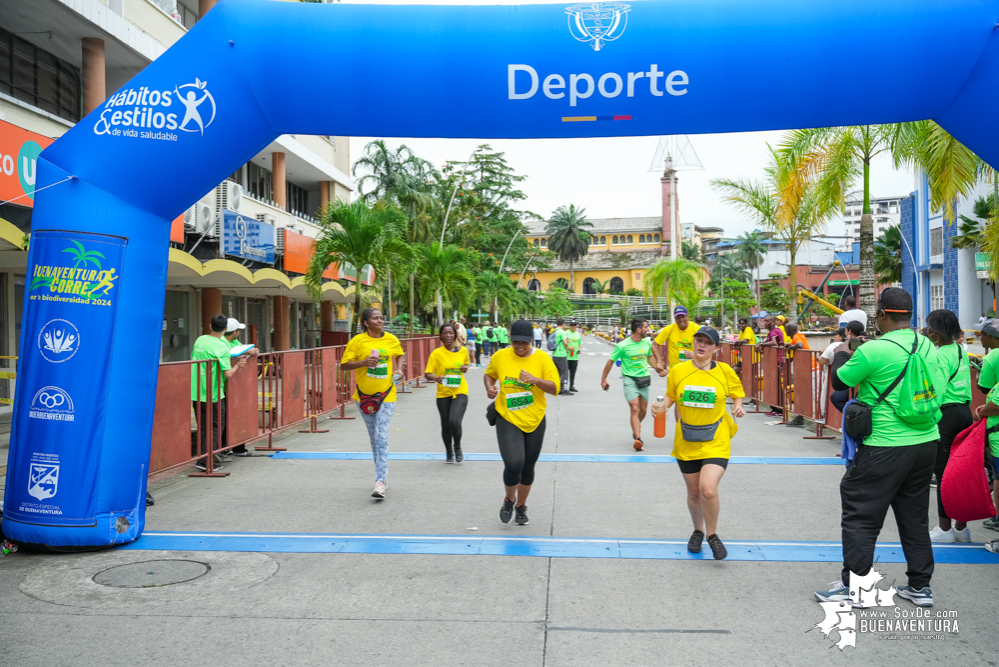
941, 419, 997, 521
547, 330, 559, 352
485, 327, 493, 339
880, 333, 943, 428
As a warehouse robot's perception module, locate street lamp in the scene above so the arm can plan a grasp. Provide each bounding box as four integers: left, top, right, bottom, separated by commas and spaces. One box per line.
439, 148, 482, 248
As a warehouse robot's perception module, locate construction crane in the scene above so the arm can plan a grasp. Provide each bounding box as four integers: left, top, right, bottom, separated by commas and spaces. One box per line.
796, 260, 845, 321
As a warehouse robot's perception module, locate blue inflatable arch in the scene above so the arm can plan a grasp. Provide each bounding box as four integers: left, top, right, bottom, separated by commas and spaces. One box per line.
6, 0, 999, 547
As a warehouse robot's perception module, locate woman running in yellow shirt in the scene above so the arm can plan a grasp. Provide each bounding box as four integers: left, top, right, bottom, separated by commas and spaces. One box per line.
664, 327, 745, 560
425, 323, 471, 464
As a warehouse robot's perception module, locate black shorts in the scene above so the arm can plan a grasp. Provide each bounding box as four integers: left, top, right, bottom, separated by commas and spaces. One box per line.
676, 457, 729, 474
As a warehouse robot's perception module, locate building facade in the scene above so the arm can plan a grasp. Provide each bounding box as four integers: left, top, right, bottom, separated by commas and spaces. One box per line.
0, 0, 357, 376
842, 192, 904, 247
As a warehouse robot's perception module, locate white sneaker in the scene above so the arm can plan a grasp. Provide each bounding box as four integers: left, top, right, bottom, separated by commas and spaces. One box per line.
929, 526, 955, 543
954, 527, 971, 543
371, 481, 386, 499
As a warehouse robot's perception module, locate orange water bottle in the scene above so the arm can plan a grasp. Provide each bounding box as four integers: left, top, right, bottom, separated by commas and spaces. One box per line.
654, 396, 667, 439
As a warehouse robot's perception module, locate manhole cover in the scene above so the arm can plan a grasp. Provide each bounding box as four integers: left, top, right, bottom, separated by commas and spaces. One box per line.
92, 560, 209, 588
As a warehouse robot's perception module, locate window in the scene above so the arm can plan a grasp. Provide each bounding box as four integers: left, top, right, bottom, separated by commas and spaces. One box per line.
287, 181, 309, 217
876, 217, 889, 223
627, 235, 633, 243
600, 236, 606, 244
247, 162, 273, 201
609, 277, 624, 293
533, 239, 540, 248
931, 284, 944, 310
540, 238, 546, 247
639, 234, 645, 244
0, 27, 81, 122
654, 234, 660, 242
930, 227, 943, 257
612, 235, 619, 244
228, 165, 245, 187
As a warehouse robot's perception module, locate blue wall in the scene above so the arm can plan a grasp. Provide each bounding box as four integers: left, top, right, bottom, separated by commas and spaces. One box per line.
900, 194, 918, 328
943, 205, 959, 316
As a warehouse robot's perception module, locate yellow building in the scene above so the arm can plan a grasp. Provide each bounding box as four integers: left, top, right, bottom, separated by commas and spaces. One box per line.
518, 217, 665, 294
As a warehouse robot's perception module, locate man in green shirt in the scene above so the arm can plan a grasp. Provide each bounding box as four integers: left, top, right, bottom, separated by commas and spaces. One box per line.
471, 324, 483, 367
565, 320, 583, 393
601, 317, 663, 451
495, 323, 510, 350
974, 318, 999, 393
551, 318, 571, 396
483, 321, 496, 357
975, 385, 999, 538
816, 288, 942, 609
191, 314, 247, 471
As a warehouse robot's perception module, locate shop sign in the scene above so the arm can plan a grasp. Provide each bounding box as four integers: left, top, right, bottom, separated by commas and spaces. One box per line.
0, 120, 55, 209
977, 252, 991, 280
222, 210, 274, 264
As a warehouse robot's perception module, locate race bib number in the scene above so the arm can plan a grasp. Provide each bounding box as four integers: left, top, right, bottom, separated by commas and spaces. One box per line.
682, 385, 716, 409
506, 390, 534, 411
368, 359, 388, 378
678, 348, 691, 361
444, 370, 462, 387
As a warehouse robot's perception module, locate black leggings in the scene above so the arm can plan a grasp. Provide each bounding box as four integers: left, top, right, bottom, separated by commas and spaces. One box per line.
474, 343, 482, 365
935, 402, 973, 518
496, 413, 546, 487
436, 394, 468, 451
568, 359, 578, 388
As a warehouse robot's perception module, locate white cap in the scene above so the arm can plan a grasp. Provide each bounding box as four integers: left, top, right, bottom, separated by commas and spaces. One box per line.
225, 318, 246, 333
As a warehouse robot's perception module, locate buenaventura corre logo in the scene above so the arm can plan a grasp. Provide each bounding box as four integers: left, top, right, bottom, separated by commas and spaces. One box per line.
93, 78, 216, 142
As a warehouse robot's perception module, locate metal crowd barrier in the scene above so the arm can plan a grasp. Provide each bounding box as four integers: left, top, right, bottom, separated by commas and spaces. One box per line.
148, 337, 441, 479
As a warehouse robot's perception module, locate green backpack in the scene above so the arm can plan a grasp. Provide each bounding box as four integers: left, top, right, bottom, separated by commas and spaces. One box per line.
881, 334, 943, 429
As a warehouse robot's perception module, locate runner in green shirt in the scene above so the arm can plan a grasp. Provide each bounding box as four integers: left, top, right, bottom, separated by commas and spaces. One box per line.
484, 321, 497, 357
551, 319, 570, 396
496, 324, 510, 349
191, 314, 247, 471
974, 318, 999, 393
817, 287, 941, 609
600, 317, 663, 451
565, 320, 583, 393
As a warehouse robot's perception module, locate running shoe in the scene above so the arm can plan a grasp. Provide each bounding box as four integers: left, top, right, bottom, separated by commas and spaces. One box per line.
897, 585, 933, 607
786, 416, 805, 428
569, 386, 579, 393
929, 526, 956, 543
500, 499, 515, 524
371, 481, 386, 499
983, 516, 999, 531
687, 529, 704, 553
985, 539, 999, 553
633, 437, 643, 451
706, 533, 727, 560
445, 449, 455, 464
814, 581, 853, 605
454, 445, 464, 463
765, 411, 781, 417
929, 475, 938, 488
194, 459, 222, 471
955, 527, 971, 542
515, 505, 529, 525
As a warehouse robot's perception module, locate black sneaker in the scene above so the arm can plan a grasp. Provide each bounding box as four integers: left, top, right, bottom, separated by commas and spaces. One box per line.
445, 448, 455, 464
515, 505, 529, 525
194, 459, 207, 471
786, 416, 805, 428
930, 476, 938, 488
569, 386, 579, 393
500, 499, 515, 524
687, 529, 704, 553
235, 450, 254, 457
454, 445, 464, 463
707, 533, 727, 560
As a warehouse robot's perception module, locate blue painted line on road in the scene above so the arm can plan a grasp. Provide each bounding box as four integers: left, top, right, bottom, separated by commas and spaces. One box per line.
270, 452, 844, 465
121, 531, 999, 564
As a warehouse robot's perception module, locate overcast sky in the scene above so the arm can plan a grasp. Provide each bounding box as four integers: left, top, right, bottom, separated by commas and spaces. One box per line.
345, 0, 918, 239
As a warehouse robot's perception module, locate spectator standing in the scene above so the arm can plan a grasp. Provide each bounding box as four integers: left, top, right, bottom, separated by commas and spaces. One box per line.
565, 320, 582, 393
550, 318, 571, 396
496, 323, 510, 350
838, 294, 869, 333
533, 323, 543, 349
222, 317, 258, 457
191, 314, 247, 471
456, 317, 469, 348
759, 315, 787, 417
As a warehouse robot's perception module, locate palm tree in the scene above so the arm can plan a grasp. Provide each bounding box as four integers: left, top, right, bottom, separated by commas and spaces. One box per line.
475, 271, 518, 321
712, 147, 836, 317
589, 278, 608, 295
306, 200, 411, 334
643, 257, 701, 315
951, 195, 993, 250
414, 244, 474, 325
874, 225, 903, 286
712, 254, 749, 330
681, 240, 703, 263
734, 230, 767, 311
545, 204, 593, 292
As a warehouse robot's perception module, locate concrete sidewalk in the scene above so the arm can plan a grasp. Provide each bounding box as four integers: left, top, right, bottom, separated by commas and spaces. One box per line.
1, 334, 996, 666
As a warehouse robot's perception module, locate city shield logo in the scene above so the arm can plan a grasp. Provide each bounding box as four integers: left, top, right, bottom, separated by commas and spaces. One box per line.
28, 463, 59, 501
566, 2, 631, 51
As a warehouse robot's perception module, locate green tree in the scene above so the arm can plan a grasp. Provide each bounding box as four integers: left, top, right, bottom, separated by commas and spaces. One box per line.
545, 204, 593, 292
721, 278, 757, 323
951, 195, 993, 250
643, 257, 701, 306
681, 240, 703, 263
541, 287, 573, 318
589, 278, 608, 295
711, 255, 751, 330
712, 147, 836, 316
475, 271, 518, 321
874, 225, 903, 286
760, 280, 790, 315
415, 244, 475, 325
734, 230, 767, 311
307, 200, 411, 334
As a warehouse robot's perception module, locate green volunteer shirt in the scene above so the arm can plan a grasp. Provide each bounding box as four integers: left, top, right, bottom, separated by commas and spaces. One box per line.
552, 328, 568, 358
936, 343, 971, 405
835, 329, 943, 447
979, 348, 999, 392
611, 336, 653, 378
226, 337, 240, 349
496, 327, 509, 344
471, 327, 481, 342
566, 330, 582, 361
191, 334, 232, 402
986, 385, 999, 457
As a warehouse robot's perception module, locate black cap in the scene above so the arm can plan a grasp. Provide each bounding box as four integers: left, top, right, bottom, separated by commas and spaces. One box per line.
694, 327, 721, 346
510, 319, 534, 342
975, 318, 999, 339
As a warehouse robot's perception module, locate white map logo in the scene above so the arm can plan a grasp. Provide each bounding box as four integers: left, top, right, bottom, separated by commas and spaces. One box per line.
813, 570, 897, 650
28, 463, 59, 501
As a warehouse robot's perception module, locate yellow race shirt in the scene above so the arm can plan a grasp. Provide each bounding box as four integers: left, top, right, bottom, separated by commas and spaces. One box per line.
485, 347, 560, 433
667, 361, 745, 460
342, 331, 405, 403
655, 322, 702, 368
426, 345, 471, 398
738, 327, 757, 345
778, 325, 791, 344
